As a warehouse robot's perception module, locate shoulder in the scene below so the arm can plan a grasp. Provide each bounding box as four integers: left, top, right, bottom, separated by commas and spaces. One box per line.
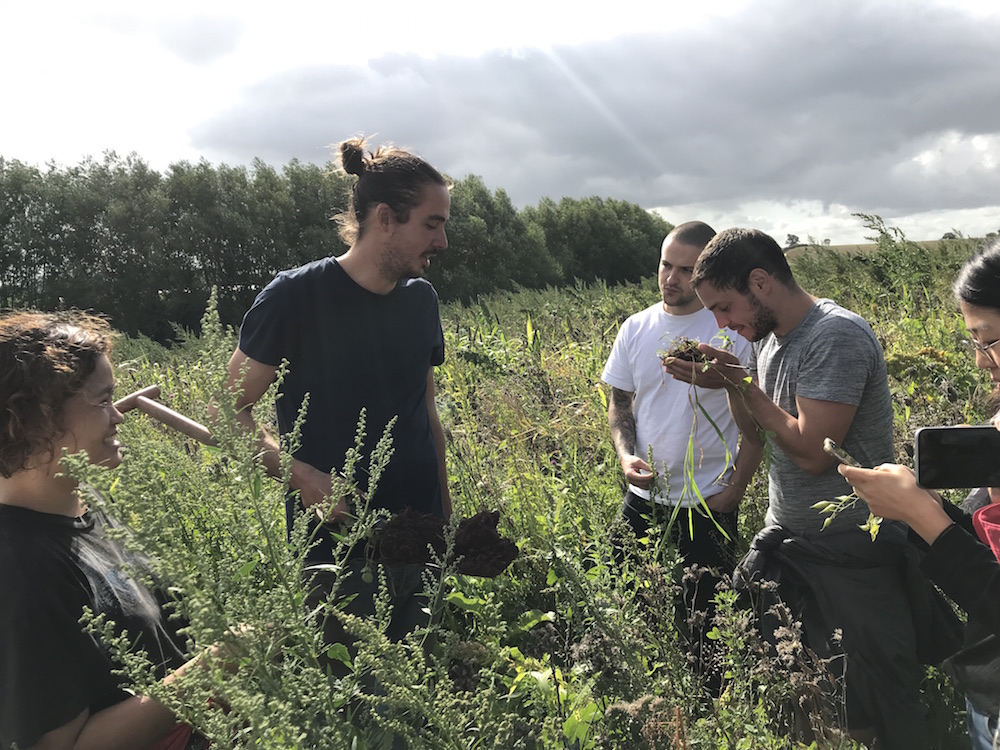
261, 257, 341, 296
240, 259, 344, 352
812, 299, 873, 332
0, 515, 87, 609
398, 277, 440, 300
619, 303, 663, 332
394, 279, 443, 321
806, 300, 880, 347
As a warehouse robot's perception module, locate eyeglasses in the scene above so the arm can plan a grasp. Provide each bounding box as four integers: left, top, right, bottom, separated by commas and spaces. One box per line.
968, 336, 1000, 363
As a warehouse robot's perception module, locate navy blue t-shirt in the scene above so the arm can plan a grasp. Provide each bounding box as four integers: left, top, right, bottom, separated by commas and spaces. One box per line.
239, 258, 446, 556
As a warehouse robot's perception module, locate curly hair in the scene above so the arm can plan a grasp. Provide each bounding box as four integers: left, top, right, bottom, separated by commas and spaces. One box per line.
334, 135, 448, 245
0, 311, 113, 477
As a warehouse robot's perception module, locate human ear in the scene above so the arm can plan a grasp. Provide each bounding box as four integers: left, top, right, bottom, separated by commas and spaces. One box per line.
747, 268, 770, 294
374, 202, 395, 232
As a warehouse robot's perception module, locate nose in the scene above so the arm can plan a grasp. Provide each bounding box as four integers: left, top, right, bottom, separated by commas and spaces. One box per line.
975, 348, 997, 370
437, 226, 448, 250
111, 405, 125, 425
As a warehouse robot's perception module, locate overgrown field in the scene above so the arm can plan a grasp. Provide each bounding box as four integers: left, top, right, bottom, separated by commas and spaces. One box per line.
79, 218, 990, 748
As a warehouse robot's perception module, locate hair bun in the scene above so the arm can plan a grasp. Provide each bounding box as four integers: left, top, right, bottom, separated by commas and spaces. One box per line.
340, 140, 367, 176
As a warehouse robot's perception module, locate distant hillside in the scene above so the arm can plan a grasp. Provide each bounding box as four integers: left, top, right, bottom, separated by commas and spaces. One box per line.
785, 238, 958, 261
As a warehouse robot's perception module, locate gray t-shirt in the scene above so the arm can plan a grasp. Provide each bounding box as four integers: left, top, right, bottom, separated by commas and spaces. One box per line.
749, 298, 894, 535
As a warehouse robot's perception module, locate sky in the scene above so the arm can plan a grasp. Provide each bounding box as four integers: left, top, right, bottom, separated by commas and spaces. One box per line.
2, 0, 998, 246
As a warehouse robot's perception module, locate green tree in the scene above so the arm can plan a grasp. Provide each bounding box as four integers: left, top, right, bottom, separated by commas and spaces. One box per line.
523, 196, 671, 285
429, 175, 560, 301
0, 158, 50, 309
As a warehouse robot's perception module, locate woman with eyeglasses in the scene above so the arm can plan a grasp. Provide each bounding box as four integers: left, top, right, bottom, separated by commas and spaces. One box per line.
0, 312, 210, 750
840, 235, 1000, 750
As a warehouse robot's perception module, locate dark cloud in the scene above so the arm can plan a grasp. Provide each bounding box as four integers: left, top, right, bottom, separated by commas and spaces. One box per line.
190, 0, 1000, 217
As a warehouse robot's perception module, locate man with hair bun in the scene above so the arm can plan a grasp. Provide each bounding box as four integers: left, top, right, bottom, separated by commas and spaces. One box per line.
220, 136, 451, 641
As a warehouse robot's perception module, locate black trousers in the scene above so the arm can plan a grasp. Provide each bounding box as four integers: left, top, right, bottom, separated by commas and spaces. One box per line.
612, 490, 739, 693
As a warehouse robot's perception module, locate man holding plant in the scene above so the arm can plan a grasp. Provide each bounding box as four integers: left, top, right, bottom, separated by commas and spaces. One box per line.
602, 221, 763, 686
219, 136, 452, 642
663, 227, 957, 749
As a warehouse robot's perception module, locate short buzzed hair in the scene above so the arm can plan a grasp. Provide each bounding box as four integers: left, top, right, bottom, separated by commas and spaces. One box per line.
666, 221, 716, 251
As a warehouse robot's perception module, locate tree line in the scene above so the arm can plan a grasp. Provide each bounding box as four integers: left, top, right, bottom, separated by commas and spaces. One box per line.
0, 153, 671, 341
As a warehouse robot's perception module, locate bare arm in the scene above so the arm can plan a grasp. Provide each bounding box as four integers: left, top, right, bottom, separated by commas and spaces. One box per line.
425, 369, 452, 518
706, 432, 765, 513
607, 386, 654, 489
738, 388, 856, 475
26, 645, 216, 750
27, 700, 176, 750
215, 348, 347, 521
665, 343, 853, 475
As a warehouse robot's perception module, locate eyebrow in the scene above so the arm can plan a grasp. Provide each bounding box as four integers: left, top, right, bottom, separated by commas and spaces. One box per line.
427, 214, 448, 223
89, 383, 115, 399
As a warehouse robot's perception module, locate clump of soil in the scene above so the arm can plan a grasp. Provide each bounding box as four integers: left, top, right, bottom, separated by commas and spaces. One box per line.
660, 336, 708, 363
374, 508, 519, 577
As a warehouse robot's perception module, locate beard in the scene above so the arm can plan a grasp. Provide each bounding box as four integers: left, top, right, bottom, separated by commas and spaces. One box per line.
661, 286, 699, 309
747, 293, 779, 342
377, 240, 422, 282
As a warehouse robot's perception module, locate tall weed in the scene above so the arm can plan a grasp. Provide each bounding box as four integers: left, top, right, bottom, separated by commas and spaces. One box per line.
74, 223, 988, 747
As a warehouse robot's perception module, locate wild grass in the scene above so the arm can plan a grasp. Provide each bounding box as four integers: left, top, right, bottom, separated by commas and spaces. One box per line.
72, 221, 988, 748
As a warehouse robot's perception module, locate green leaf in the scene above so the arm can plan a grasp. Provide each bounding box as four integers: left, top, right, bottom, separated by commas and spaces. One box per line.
563, 701, 600, 744
517, 609, 556, 632
233, 558, 259, 581
444, 591, 487, 613
324, 642, 353, 668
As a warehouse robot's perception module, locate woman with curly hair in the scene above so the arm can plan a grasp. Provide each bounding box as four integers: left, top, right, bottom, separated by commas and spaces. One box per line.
0, 312, 205, 750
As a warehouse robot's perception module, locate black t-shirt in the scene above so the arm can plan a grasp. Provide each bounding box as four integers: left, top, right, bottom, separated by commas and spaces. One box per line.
239, 258, 446, 559
0, 493, 189, 749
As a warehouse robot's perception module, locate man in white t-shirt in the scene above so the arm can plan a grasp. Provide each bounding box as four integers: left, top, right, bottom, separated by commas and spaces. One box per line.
602, 221, 763, 676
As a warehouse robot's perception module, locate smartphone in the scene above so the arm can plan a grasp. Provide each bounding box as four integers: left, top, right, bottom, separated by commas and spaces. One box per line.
823, 438, 862, 468
914, 426, 1000, 489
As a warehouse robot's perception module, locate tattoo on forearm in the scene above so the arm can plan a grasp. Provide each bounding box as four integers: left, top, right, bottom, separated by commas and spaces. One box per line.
609, 388, 638, 457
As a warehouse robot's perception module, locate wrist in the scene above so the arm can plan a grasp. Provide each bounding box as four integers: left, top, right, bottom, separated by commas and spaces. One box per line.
908, 500, 953, 545
724, 371, 751, 393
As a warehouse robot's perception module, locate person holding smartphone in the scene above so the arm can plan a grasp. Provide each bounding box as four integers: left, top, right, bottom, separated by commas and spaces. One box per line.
840, 235, 1000, 750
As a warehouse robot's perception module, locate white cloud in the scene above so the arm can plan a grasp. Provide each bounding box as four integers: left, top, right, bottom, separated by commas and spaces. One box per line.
653, 200, 866, 246
909, 132, 1000, 175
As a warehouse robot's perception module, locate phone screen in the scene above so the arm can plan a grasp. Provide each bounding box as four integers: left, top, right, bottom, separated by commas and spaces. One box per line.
914, 426, 1000, 489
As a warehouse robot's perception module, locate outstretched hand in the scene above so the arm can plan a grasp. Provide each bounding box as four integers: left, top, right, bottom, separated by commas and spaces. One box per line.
662, 343, 748, 391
